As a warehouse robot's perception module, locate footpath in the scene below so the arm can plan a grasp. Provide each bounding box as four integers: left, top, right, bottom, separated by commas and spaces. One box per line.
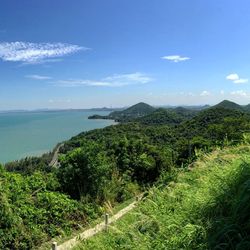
51, 197, 141, 250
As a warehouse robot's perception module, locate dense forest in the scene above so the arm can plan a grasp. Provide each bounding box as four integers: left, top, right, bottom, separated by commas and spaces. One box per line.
2, 100, 250, 249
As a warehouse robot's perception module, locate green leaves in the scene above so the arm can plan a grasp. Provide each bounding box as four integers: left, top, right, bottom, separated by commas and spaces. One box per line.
0, 170, 85, 249
58, 141, 112, 200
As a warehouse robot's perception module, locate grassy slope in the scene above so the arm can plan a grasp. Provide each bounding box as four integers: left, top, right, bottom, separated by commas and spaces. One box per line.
74, 145, 250, 250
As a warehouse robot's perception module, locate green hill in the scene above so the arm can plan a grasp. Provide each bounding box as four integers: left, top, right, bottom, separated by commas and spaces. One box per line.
118, 102, 155, 115
214, 99, 244, 111
74, 144, 250, 250
108, 102, 155, 121
89, 102, 156, 122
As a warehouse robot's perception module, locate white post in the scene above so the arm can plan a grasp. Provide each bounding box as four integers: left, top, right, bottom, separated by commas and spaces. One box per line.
105, 213, 109, 231
52, 241, 58, 250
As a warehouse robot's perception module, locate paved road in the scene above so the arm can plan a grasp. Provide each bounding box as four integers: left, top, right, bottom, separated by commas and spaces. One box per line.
49, 143, 64, 167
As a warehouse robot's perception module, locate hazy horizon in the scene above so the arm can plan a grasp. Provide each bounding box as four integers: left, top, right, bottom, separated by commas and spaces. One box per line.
2, 98, 250, 112
0, 99, 238, 112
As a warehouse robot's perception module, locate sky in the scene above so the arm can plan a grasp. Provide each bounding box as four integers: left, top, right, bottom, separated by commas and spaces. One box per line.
1, 0, 250, 109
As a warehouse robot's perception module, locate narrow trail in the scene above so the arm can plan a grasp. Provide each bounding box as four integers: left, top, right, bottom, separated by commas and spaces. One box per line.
55, 197, 141, 250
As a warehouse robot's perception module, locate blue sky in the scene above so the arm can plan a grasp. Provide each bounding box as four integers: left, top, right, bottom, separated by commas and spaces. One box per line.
1, 0, 250, 109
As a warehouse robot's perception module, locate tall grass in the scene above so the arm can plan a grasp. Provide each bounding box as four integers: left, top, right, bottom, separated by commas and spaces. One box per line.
74, 145, 250, 250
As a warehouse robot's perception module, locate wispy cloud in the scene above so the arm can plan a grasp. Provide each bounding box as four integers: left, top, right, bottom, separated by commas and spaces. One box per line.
103, 72, 152, 85
226, 73, 248, 84
162, 55, 190, 62
26, 74, 52, 80
0, 42, 88, 64
230, 90, 248, 97
200, 90, 210, 96
234, 79, 248, 84
56, 79, 111, 87
55, 72, 153, 87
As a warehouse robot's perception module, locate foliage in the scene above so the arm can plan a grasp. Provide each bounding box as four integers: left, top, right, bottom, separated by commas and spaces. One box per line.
0, 167, 86, 250
58, 141, 112, 201
136, 107, 197, 126
4, 153, 52, 174
74, 145, 250, 250
58, 138, 170, 202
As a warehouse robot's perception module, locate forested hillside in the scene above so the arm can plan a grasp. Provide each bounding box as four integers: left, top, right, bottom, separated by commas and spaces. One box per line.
135, 107, 198, 125
2, 100, 250, 249
75, 144, 250, 249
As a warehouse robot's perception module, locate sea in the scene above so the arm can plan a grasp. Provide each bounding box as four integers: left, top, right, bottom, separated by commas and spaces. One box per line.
0, 110, 115, 164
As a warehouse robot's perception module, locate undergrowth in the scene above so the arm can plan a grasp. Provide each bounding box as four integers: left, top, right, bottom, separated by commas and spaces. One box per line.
74, 145, 250, 250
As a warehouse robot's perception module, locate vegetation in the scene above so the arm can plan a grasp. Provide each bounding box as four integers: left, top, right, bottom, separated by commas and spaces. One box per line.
136, 107, 197, 125
0, 167, 88, 250
4, 153, 52, 174
2, 99, 250, 249
214, 99, 244, 111
74, 144, 250, 250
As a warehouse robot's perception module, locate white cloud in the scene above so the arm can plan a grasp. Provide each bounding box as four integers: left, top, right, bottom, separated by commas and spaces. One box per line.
0, 42, 87, 64
226, 73, 239, 81
220, 90, 225, 95
234, 78, 248, 84
162, 55, 190, 62
226, 73, 248, 84
26, 74, 52, 80
200, 90, 210, 96
56, 72, 153, 87
230, 90, 247, 97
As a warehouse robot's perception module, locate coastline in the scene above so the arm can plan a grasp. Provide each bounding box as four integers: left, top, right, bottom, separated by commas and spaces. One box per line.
0, 110, 116, 164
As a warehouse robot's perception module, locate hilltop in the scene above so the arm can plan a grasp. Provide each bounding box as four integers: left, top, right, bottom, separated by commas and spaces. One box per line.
88, 102, 155, 121
213, 99, 250, 114
214, 99, 244, 111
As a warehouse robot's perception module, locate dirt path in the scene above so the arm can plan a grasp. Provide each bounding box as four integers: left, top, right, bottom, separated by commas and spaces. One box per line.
55, 198, 140, 250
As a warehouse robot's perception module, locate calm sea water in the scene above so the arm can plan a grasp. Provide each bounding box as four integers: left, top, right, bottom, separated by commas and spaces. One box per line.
0, 110, 115, 164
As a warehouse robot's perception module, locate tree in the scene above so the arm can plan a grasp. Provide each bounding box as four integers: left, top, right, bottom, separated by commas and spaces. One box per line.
58, 142, 112, 201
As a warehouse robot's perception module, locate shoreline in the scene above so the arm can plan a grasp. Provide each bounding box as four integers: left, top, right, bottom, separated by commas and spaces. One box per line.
1, 111, 117, 165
